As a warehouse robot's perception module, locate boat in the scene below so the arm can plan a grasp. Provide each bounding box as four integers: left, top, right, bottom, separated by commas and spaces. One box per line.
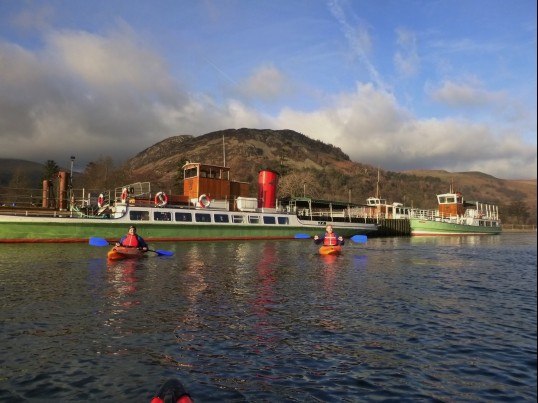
409, 188, 502, 235
0, 162, 378, 243
107, 246, 147, 261
151, 378, 192, 403
318, 245, 342, 255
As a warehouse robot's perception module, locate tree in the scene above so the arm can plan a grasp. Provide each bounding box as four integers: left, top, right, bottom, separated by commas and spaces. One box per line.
278, 170, 323, 198
43, 160, 60, 181
505, 201, 530, 224
79, 157, 118, 191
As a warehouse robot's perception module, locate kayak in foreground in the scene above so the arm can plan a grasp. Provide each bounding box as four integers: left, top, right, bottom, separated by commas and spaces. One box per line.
319, 245, 342, 255
151, 378, 192, 403
107, 246, 147, 261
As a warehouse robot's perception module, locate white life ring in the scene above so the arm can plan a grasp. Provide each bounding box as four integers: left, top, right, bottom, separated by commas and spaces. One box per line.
121, 187, 128, 203
155, 191, 168, 207
97, 193, 105, 208
198, 194, 211, 208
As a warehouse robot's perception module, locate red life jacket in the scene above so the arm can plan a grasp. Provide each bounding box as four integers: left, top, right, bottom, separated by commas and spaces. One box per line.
122, 234, 139, 247
323, 232, 338, 246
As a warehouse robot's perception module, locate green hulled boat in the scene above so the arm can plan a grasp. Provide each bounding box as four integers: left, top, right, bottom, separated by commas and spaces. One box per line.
0, 162, 377, 243
409, 189, 502, 236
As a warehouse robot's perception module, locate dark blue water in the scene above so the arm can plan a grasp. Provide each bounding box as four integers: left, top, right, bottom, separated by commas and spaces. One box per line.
0, 233, 536, 402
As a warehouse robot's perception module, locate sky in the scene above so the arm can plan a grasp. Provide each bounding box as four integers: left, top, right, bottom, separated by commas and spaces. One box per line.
0, 0, 536, 179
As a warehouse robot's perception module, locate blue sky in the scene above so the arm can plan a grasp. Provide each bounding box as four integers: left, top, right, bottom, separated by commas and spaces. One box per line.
0, 0, 536, 179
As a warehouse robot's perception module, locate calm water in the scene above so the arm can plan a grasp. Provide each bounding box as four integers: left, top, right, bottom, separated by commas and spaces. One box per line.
0, 233, 536, 402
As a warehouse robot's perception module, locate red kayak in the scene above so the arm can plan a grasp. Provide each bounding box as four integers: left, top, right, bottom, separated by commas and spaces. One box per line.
107, 246, 146, 261
151, 379, 192, 403
319, 245, 342, 255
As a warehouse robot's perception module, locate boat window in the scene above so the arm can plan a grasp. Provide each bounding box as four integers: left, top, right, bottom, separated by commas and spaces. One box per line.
214, 214, 229, 223
439, 196, 447, 203
248, 215, 260, 224
232, 215, 244, 223
129, 210, 150, 221
195, 213, 211, 223
278, 217, 289, 225
184, 168, 197, 178
175, 212, 192, 222
263, 216, 276, 224
154, 211, 171, 221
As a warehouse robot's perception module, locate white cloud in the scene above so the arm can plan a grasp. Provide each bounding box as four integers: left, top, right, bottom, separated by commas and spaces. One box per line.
275, 83, 536, 179
430, 79, 506, 107
327, 0, 386, 90
236, 64, 291, 102
394, 28, 420, 77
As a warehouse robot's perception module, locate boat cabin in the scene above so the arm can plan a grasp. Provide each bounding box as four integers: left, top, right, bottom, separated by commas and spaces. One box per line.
437, 192, 465, 216
366, 197, 410, 219
182, 162, 249, 208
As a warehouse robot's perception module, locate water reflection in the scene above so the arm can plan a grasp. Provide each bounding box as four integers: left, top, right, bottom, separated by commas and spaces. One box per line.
106, 259, 139, 302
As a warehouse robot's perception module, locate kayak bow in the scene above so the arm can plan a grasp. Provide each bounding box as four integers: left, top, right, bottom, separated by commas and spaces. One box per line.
107, 246, 147, 261
319, 245, 342, 255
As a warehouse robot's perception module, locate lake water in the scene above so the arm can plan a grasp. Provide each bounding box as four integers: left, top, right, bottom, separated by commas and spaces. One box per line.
0, 233, 536, 402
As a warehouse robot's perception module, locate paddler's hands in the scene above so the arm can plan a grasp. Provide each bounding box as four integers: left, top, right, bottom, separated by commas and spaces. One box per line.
314, 235, 319, 241
115, 242, 120, 246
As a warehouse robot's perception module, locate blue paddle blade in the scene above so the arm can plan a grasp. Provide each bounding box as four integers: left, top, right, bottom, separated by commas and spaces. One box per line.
154, 249, 174, 256
89, 237, 110, 247
351, 235, 368, 243
294, 233, 311, 239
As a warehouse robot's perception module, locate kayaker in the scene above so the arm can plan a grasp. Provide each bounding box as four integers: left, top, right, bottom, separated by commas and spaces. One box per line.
115, 225, 148, 251
314, 224, 344, 246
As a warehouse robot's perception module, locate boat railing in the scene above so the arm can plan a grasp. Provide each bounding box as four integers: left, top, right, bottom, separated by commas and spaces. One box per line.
0, 186, 44, 209
114, 182, 152, 202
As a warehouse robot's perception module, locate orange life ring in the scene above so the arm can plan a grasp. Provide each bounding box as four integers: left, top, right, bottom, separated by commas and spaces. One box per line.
154, 191, 168, 207
121, 187, 128, 203
97, 193, 105, 208
198, 194, 211, 208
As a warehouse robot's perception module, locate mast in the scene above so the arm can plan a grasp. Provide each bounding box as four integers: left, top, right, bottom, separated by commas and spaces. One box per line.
376, 168, 380, 199
222, 134, 226, 167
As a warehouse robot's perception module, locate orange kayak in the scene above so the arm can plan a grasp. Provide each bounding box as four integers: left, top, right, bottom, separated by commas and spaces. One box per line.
107, 246, 146, 261
319, 245, 342, 255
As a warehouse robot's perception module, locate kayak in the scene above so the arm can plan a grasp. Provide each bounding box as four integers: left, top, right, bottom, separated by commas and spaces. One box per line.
107, 246, 146, 261
319, 245, 342, 255
151, 378, 192, 403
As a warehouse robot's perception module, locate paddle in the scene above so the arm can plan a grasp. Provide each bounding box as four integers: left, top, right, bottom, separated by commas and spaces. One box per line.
88, 237, 174, 256
294, 233, 367, 243
350, 235, 368, 243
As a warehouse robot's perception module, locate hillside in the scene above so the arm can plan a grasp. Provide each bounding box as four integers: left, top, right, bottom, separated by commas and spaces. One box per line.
0, 159, 45, 187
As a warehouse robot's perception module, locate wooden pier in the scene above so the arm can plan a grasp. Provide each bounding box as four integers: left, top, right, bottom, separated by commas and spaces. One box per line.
373, 218, 411, 237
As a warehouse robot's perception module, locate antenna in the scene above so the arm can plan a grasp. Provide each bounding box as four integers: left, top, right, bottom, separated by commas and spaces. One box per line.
222, 134, 226, 167
376, 167, 380, 198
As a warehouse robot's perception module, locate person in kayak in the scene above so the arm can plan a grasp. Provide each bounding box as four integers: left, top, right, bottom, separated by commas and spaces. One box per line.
115, 225, 148, 251
314, 224, 345, 246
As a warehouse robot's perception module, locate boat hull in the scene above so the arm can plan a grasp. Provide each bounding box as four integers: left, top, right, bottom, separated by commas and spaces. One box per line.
107, 246, 146, 260
410, 218, 502, 235
0, 209, 377, 243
